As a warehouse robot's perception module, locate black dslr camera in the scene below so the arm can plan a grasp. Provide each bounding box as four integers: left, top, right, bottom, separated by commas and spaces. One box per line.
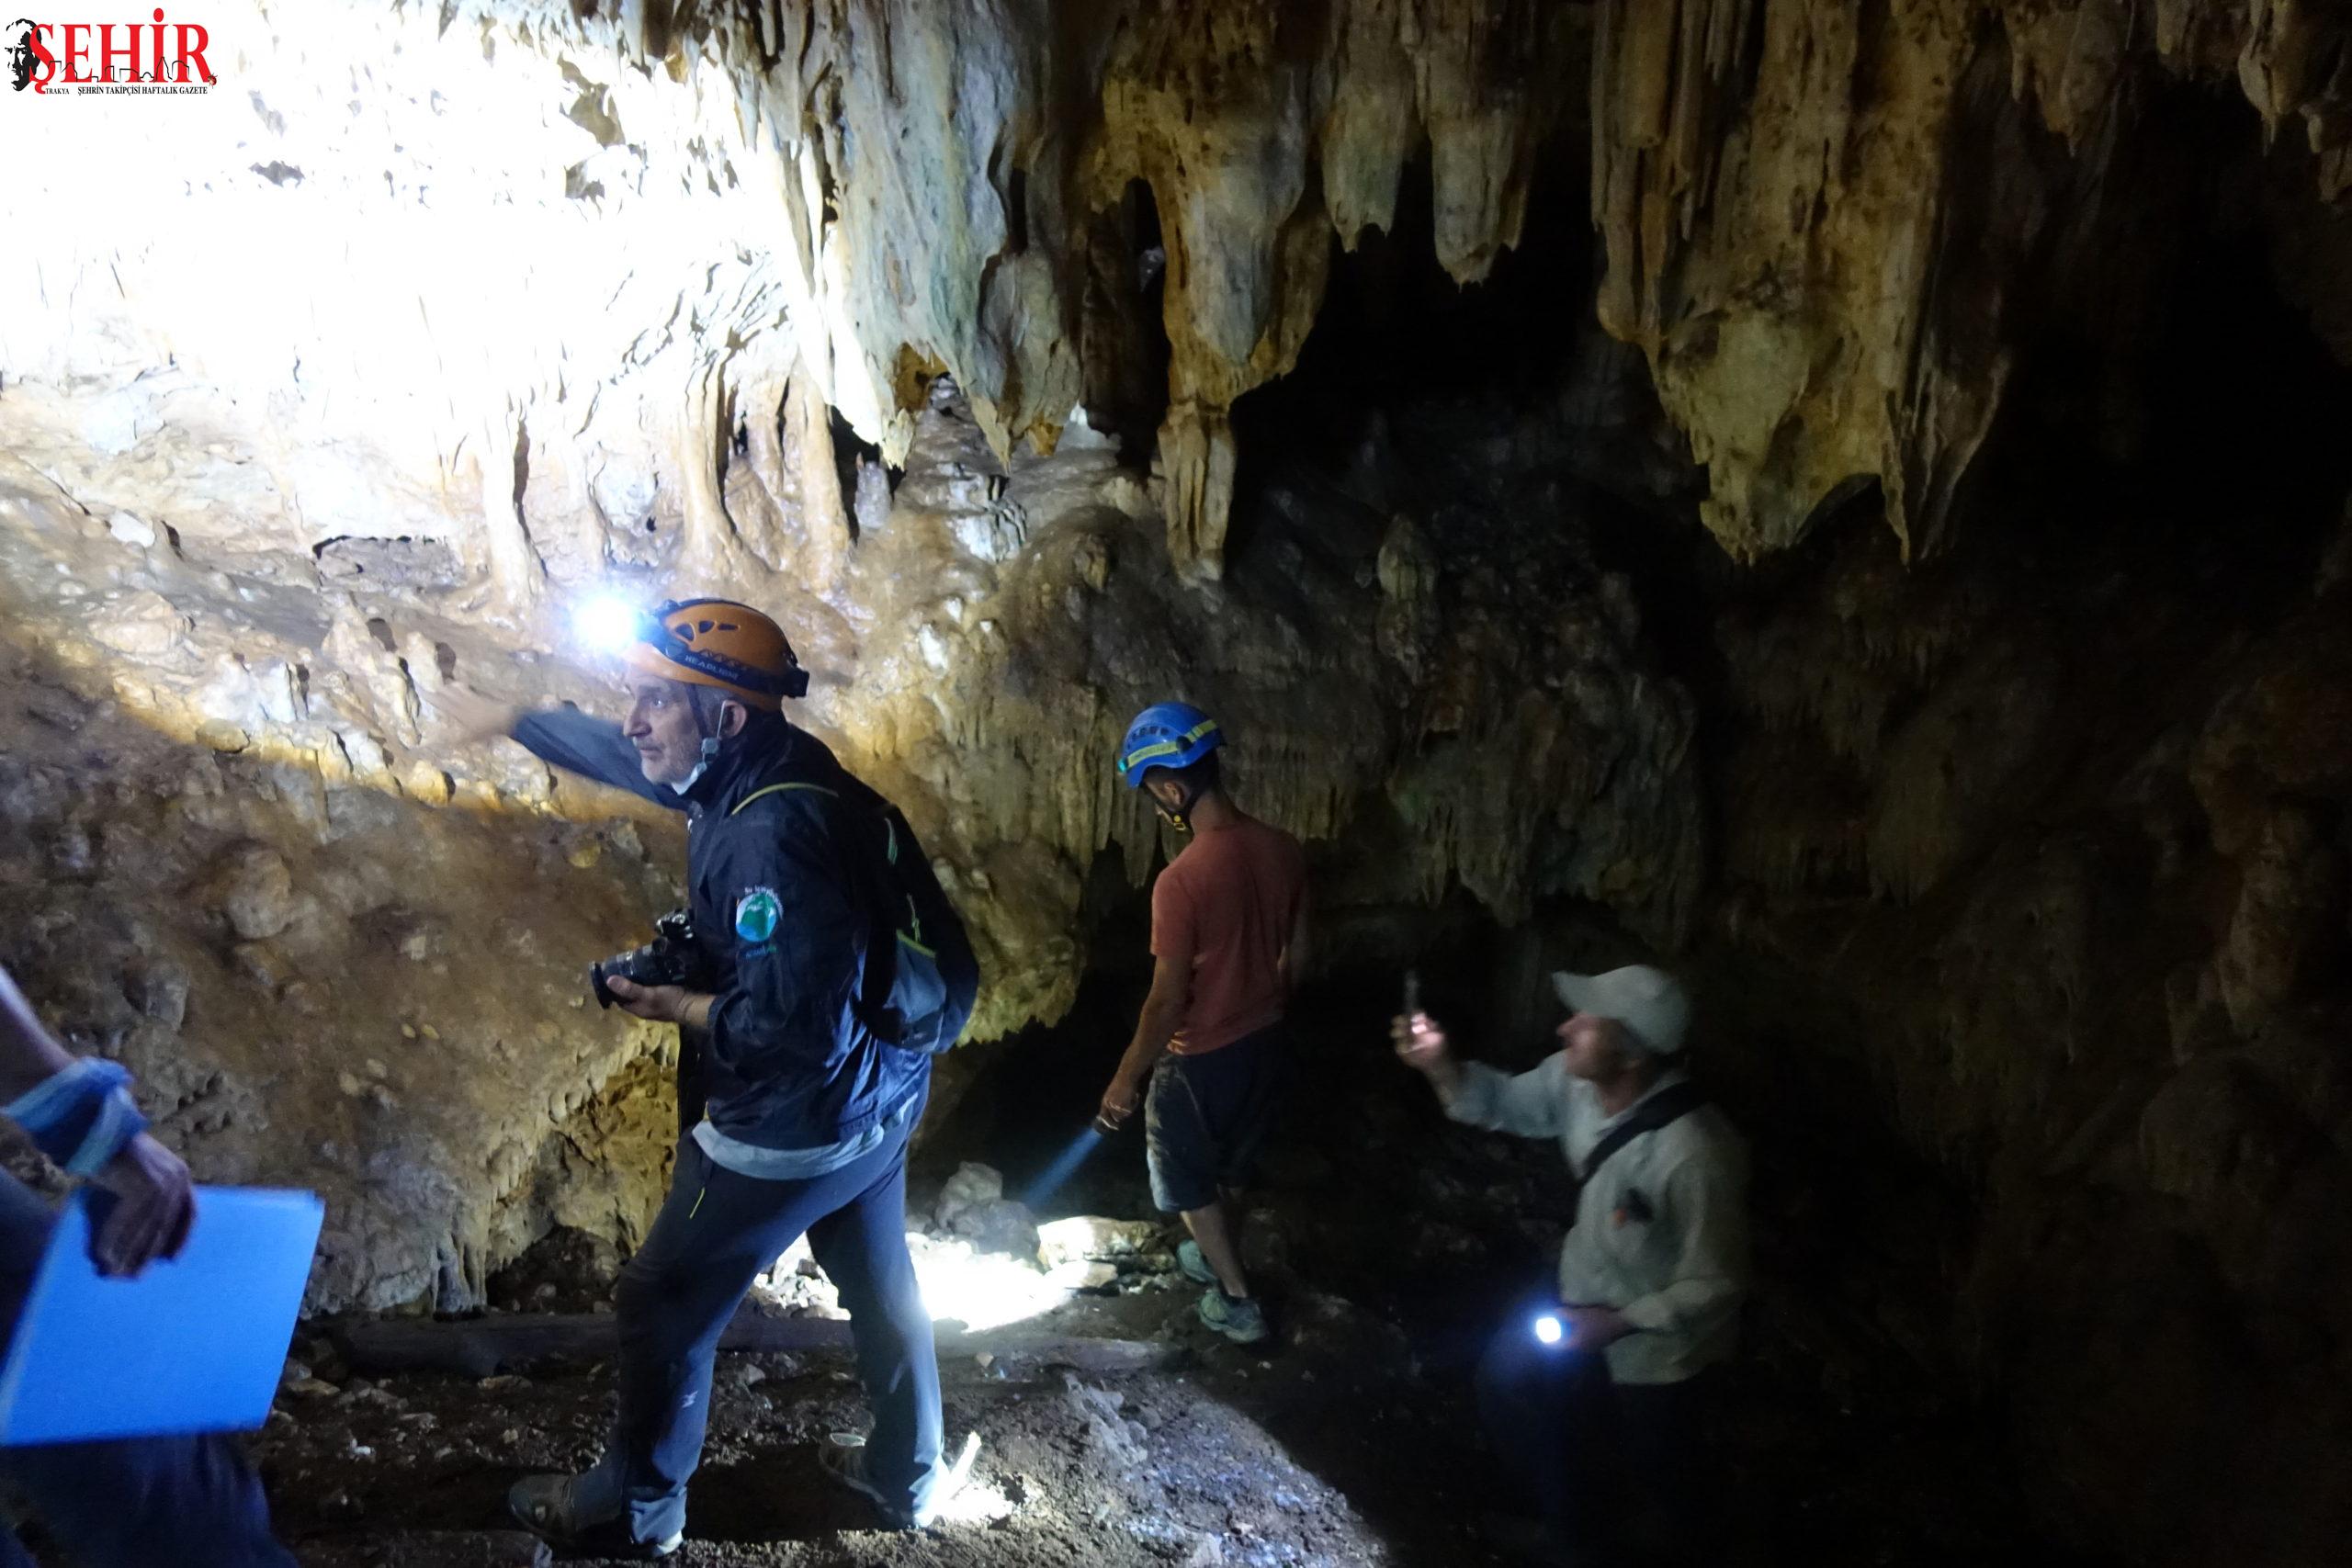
590, 909, 707, 1010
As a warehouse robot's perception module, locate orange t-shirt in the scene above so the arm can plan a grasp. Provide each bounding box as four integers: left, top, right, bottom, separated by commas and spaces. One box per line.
1149, 816, 1308, 1055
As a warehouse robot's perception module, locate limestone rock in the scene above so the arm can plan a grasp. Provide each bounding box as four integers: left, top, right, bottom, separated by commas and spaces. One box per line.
1062, 1371, 1149, 1472
933, 1162, 1005, 1233
89, 592, 191, 660
949, 1198, 1041, 1264
1036, 1215, 1162, 1270
121, 958, 189, 1034
2215, 806, 2347, 1034
208, 844, 298, 942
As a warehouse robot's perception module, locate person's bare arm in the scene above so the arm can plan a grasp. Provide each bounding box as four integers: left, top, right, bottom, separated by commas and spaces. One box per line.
0, 965, 76, 1099
1, 964, 196, 1276
1099, 953, 1192, 1127
425, 684, 521, 745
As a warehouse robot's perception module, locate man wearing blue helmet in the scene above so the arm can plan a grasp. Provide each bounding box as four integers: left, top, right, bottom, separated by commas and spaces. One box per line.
1098, 703, 1309, 1345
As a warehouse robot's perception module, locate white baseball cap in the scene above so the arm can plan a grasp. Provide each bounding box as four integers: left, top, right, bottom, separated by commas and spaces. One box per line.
1552, 964, 1690, 1056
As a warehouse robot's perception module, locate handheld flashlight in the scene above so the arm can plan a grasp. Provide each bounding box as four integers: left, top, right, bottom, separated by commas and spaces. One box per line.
1532, 1312, 1566, 1347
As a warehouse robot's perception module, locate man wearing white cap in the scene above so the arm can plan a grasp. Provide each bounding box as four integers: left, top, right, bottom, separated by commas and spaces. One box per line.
1395, 964, 1748, 1566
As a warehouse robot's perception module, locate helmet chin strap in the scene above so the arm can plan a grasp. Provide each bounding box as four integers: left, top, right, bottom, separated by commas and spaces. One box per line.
669, 691, 729, 795
1152, 778, 1206, 833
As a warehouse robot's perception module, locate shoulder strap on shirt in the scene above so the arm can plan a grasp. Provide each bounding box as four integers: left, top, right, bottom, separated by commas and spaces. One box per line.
1578, 1079, 1709, 1185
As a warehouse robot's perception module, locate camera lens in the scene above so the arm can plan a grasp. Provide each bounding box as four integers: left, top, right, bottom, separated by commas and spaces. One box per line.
588, 911, 703, 1010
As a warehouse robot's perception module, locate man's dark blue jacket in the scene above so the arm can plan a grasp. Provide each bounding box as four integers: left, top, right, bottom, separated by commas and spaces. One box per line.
514, 707, 928, 1153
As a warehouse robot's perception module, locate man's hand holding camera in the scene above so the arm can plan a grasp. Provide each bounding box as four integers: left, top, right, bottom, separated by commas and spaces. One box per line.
601, 976, 715, 1031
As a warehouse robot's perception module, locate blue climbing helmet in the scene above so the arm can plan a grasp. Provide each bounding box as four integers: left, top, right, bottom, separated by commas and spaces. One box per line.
1115, 701, 1224, 788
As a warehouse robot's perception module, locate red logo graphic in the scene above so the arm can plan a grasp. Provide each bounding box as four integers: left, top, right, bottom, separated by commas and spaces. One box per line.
8, 8, 214, 95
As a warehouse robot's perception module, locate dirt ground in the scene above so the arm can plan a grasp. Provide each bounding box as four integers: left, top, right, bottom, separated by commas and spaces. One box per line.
219, 995, 2091, 1568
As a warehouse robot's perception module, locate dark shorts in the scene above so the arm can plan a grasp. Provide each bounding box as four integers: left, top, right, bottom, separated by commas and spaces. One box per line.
1145, 1023, 1287, 1213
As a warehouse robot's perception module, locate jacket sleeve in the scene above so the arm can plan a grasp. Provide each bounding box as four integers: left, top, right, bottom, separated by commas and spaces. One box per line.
1616, 1141, 1750, 1341
1442, 1054, 1570, 1141
511, 707, 681, 808
702, 801, 866, 1081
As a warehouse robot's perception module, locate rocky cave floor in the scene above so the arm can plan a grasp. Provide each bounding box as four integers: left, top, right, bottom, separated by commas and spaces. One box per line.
187, 1024, 2091, 1568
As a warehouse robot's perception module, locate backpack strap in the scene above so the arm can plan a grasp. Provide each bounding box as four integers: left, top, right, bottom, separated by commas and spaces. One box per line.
728, 777, 911, 1043
730, 781, 837, 816
1578, 1079, 1709, 1186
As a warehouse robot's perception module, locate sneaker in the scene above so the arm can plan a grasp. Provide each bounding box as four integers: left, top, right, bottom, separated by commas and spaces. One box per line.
820, 1429, 982, 1529
1176, 1238, 1219, 1286
507, 1472, 682, 1560
1197, 1286, 1271, 1345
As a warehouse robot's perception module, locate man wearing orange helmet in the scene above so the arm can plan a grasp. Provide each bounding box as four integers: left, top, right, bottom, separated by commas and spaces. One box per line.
436, 598, 978, 1557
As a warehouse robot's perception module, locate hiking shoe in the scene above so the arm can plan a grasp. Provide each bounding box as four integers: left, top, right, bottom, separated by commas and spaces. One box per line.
507, 1472, 682, 1560
1176, 1238, 1219, 1286
1197, 1287, 1271, 1344
820, 1429, 982, 1529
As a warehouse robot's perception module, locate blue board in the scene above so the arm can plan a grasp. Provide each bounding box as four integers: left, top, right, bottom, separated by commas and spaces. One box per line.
0, 1186, 324, 1446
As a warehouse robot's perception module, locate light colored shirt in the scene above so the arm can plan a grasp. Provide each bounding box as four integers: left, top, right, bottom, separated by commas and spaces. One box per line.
693, 1087, 922, 1181
1445, 1057, 1749, 1384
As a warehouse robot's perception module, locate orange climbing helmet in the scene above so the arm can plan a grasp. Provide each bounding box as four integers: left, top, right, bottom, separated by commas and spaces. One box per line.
624, 598, 808, 710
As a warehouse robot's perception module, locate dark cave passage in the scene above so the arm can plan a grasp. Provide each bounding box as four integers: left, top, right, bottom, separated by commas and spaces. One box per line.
909, 890, 2080, 1568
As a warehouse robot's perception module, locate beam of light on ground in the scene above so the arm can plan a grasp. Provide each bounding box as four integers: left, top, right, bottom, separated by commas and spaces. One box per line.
909, 1236, 1073, 1333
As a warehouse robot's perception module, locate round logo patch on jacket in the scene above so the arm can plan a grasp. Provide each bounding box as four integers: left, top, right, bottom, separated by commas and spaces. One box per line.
734, 886, 782, 943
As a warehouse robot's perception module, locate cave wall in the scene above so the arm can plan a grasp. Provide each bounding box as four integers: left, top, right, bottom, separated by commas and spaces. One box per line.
1573, 8, 2352, 1557
0, 4, 1702, 1311
1696, 500, 2352, 1567
0, 630, 685, 1312
1, 355, 1706, 1315
1670, 111, 2352, 1568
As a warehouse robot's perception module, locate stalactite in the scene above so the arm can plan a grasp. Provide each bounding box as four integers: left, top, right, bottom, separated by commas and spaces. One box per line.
1590, 0, 2352, 561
